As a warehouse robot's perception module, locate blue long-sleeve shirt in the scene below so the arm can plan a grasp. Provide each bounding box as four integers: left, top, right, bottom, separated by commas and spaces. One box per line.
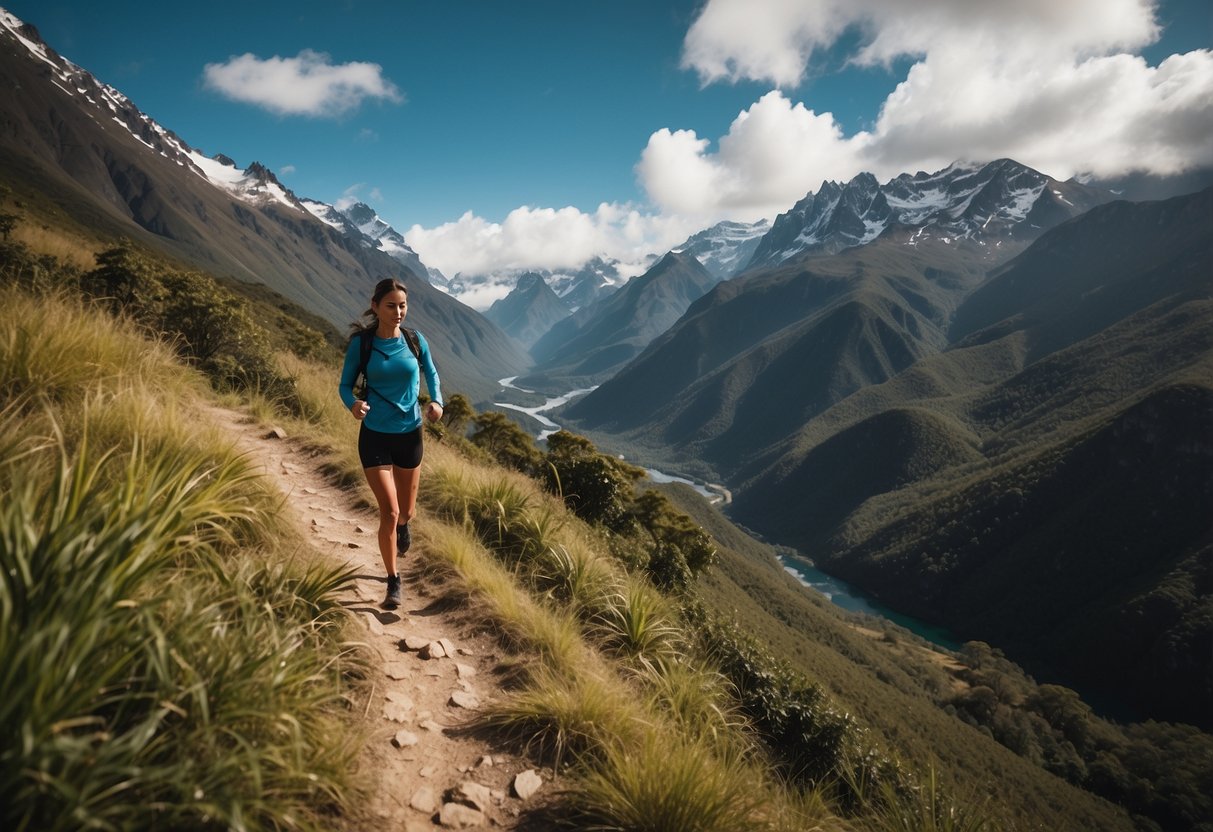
338, 330, 443, 434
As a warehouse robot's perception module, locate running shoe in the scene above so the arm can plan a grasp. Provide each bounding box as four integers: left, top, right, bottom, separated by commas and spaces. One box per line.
396, 522, 411, 554
383, 574, 402, 609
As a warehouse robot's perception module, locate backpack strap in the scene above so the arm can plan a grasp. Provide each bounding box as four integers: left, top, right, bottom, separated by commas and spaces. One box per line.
401, 327, 422, 362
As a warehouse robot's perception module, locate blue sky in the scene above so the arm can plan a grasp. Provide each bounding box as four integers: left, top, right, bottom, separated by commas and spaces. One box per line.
4, 1, 1211, 284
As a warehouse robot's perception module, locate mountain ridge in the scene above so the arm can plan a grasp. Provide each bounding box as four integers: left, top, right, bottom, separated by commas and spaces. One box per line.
0, 7, 527, 402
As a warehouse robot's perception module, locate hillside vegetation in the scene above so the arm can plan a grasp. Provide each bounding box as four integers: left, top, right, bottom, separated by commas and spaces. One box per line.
3, 220, 1171, 831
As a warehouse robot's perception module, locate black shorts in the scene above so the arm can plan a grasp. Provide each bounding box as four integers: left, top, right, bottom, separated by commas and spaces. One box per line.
358, 425, 423, 469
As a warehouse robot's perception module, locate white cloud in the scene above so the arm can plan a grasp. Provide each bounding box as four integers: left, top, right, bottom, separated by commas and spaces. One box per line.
279, 164, 296, 175
336, 183, 384, 211
403, 203, 700, 293
202, 49, 402, 117
650, 0, 1213, 218
385, 1, 1213, 284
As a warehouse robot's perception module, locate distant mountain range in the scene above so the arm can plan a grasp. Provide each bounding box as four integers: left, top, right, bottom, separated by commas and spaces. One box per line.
568, 186, 1212, 727
523, 251, 719, 388
0, 8, 525, 402
483, 272, 571, 348
746, 160, 1109, 270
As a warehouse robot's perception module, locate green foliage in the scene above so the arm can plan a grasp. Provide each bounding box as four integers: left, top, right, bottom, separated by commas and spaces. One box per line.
0, 421, 359, 831
630, 489, 718, 591
946, 643, 1213, 830
0, 239, 335, 415
544, 430, 644, 533
441, 392, 475, 436
471, 410, 545, 474
0, 239, 83, 294
688, 604, 905, 801
80, 243, 166, 316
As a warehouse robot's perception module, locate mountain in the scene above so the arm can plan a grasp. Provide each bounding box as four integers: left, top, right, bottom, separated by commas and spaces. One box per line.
725, 189, 1212, 727
447, 255, 643, 316
0, 9, 527, 402
322, 200, 446, 289
672, 219, 770, 279
483, 271, 571, 348
746, 159, 1110, 271
524, 251, 718, 387
565, 232, 997, 471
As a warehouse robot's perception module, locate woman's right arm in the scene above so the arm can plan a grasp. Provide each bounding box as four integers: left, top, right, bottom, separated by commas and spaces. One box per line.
338, 338, 361, 412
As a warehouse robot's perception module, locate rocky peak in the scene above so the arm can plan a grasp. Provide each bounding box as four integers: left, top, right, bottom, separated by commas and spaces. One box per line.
343, 202, 378, 226
747, 159, 1112, 271
515, 272, 548, 295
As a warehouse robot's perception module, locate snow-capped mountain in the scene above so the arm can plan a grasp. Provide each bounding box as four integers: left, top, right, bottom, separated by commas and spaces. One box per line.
0, 9, 445, 286
449, 255, 648, 313
0, 9, 309, 214
304, 199, 441, 286
0, 6, 530, 401
746, 159, 1111, 271
672, 219, 770, 280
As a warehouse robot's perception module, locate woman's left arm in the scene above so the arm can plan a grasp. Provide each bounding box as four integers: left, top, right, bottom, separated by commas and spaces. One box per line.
418, 332, 444, 422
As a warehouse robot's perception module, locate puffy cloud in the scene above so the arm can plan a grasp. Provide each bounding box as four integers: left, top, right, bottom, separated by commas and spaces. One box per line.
649, 0, 1213, 217
202, 49, 402, 117
403, 203, 700, 295
682, 0, 1159, 86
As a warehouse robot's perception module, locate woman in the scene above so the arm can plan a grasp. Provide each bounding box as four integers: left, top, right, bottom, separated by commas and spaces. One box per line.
339, 278, 443, 609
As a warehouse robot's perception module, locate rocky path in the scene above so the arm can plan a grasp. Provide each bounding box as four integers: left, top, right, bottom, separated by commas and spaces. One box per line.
202, 404, 544, 830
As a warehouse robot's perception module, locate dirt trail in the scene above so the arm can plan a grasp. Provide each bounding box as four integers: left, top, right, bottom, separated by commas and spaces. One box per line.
203, 404, 542, 831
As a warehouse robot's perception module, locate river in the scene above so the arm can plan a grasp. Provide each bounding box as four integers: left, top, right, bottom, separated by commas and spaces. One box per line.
492, 378, 960, 650
779, 554, 963, 650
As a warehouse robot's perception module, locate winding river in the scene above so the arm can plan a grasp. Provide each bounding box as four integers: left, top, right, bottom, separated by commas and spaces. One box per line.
491, 378, 959, 649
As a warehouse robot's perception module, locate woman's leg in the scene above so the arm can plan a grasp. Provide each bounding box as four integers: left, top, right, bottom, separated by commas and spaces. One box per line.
364, 465, 400, 575
394, 464, 422, 533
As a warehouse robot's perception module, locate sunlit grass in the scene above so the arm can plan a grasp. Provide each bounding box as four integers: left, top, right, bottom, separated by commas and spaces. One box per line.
0, 287, 364, 830
564, 731, 767, 832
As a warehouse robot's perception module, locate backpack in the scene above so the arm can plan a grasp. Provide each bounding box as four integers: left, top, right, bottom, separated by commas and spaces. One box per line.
354, 327, 422, 402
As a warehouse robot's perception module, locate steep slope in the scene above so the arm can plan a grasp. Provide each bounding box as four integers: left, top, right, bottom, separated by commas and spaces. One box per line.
0, 10, 527, 402
484, 272, 571, 348
727, 191, 1213, 726
525, 251, 719, 386
565, 235, 993, 473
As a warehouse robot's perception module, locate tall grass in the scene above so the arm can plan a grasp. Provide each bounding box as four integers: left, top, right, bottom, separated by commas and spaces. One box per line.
564, 732, 767, 832
0, 286, 364, 830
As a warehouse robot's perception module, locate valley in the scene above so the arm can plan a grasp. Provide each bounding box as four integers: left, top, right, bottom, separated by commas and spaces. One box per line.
2, 5, 1210, 828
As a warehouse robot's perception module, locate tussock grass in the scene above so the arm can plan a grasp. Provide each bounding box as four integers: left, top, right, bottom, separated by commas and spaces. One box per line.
418, 522, 585, 672
591, 582, 685, 671
0, 287, 195, 406
478, 664, 646, 770
10, 222, 99, 271
637, 660, 741, 747
413, 430, 848, 831
565, 731, 767, 832
0, 288, 363, 831
530, 542, 621, 616
849, 767, 993, 832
